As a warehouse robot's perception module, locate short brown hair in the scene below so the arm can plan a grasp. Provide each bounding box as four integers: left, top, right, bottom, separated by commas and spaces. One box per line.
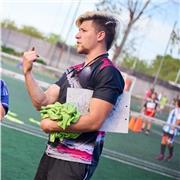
76, 11, 118, 51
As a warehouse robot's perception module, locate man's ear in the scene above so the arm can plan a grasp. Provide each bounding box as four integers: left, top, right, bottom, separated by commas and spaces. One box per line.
97, 31, 105, 42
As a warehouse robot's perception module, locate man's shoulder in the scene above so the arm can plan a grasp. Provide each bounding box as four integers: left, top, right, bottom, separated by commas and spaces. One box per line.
1, 80, 6, 87
92, 58, 120, 75
98, 58, 115, 71
1, 80, 9, 94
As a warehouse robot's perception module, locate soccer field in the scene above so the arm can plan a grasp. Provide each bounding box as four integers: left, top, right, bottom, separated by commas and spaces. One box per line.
1, 60, 180, 180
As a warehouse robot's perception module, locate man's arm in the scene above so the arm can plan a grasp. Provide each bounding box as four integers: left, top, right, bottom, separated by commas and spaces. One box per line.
0, 104, 6, 120
23, 48, 60, 110
0, 80, 9, 120
40, 98, 113, 133
24, 72, 60, 110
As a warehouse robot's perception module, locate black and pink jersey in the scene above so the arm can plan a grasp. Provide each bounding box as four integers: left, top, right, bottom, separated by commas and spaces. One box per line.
46, 54, 125, 165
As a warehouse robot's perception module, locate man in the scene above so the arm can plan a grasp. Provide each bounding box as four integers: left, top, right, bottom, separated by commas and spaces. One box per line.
23, 11, 124, 180
0, 79, 9, 120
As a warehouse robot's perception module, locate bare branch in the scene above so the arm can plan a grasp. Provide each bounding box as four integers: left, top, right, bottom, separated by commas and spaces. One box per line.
133, 0, 151, 23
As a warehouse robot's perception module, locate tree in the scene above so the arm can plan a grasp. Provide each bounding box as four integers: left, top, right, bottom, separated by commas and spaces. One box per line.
1, 19, 18, 30
169, 24, 180, 56
19, 25, 45, 39
150, 55, 180, 82
121, 54, 149, 73
120, 53, 180, 83
46, 33, 63, 44
96, 0, 151, 62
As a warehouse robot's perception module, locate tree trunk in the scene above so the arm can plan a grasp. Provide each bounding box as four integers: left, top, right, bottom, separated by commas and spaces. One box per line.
112, 21, 132, 62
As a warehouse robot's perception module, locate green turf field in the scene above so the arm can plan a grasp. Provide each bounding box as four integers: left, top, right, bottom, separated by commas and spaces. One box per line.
1, 60, 180, 180
1, 126, 176, 180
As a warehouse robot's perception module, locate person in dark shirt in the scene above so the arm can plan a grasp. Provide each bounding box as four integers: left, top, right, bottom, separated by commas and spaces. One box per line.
22, 11, 124, 180
0, 80, 9, 120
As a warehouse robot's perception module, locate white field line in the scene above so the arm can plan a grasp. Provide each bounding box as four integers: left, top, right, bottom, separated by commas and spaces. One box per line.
1, 122, 179, 179
1, 123, 47, 139
0, 68, 50, 89
103, 148, 180, 175
102, 154, 177, 179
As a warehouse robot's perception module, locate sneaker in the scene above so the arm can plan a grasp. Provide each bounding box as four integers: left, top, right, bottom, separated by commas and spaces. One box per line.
165, 155, 173, 161
155, 154, 164, 161
145, 130, 150, 135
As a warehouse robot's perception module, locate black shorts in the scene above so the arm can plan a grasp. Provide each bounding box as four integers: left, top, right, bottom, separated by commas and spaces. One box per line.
34, 153, 97, 180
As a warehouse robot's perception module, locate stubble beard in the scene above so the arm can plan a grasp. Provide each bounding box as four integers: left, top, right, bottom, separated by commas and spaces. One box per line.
76, 45, 89, 55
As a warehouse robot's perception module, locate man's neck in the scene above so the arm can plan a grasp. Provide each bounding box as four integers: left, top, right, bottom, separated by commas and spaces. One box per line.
85, 50, 107, 65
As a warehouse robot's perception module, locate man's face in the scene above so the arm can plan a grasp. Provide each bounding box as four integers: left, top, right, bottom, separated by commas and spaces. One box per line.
75, 20, 99, 54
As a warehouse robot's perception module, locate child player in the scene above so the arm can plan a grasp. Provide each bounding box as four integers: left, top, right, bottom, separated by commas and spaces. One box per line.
156, 99, 180, 161
141, 92, 158, 135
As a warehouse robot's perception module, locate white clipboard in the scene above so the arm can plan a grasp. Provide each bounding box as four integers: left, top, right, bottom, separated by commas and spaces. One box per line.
66, 88, 130, 133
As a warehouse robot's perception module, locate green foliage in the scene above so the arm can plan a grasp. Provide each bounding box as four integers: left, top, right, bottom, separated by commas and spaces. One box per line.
1, 45, 46, 65
150, 55, 180, 83
120, 54, 180, 83
1, 46, 22, 56
121, 56, 135, 69
134, 60, 149, 73
46, 33, 62, 44
1, 19, 18, 30
19, 25, 45, 39
1, 18, 63, 44
35, 58, 47, 65
121, 55, 149, 74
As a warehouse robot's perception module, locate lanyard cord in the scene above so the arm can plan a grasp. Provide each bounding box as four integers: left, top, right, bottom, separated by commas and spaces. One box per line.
76, 53, 109, 73
67, 53, 109, 75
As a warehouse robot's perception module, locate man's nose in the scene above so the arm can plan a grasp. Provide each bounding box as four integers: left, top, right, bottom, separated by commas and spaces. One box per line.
75, 32, 81, 39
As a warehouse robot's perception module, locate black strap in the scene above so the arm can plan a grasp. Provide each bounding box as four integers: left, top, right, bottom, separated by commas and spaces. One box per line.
67, 53, 109, 76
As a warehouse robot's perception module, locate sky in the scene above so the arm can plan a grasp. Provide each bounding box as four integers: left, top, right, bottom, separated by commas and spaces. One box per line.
1, 0, 180, 62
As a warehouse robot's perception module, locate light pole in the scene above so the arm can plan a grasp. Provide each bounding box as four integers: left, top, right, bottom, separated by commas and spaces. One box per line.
175, 69, 180, 84
152, 21, 177, 88
56, 0, 82, 67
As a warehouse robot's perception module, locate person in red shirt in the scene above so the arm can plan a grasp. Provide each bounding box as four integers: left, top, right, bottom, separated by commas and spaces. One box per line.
144, 88, 154, 100
141, 92, 158, 135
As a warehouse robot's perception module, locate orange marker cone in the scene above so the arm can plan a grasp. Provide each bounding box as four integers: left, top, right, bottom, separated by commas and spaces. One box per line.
128, 116, 136, 131
133, 116, 143, 132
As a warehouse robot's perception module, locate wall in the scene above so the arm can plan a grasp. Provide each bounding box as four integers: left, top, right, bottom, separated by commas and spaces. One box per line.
1, 28, 84, 69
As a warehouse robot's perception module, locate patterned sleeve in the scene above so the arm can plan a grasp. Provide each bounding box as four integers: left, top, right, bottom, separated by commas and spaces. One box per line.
1, 80, 9, 114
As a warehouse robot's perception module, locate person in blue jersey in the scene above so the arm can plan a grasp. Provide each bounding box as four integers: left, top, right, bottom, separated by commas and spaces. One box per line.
22, 11, 124, 180
0, 79, 9, 120
156, 99, 180, 161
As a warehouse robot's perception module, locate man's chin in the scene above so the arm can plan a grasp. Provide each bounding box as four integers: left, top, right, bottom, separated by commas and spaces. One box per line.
76, 49, 87, 54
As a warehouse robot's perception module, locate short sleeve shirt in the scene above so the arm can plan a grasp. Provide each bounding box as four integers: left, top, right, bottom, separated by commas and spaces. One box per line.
0, 80, 9, 114
46, 56, 125, 165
